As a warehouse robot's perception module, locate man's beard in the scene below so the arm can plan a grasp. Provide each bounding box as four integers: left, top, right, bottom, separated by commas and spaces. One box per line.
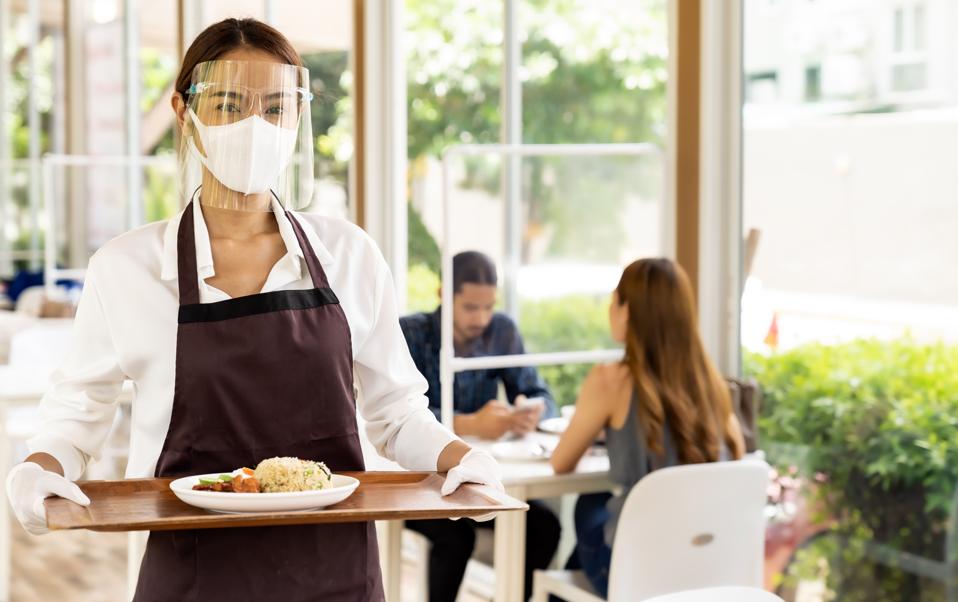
455, 326, 485, 343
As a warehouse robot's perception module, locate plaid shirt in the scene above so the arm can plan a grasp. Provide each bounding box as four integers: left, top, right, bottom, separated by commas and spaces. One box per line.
399, 308, 557, 421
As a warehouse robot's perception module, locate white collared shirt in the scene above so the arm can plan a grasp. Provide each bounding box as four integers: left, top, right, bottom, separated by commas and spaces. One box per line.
27, 196, 459, 480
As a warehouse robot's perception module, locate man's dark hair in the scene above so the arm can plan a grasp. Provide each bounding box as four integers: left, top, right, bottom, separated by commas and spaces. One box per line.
453, 251, 497, 294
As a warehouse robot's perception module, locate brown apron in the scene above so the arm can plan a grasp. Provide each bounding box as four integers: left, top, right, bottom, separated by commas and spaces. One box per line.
134, 203, 384, 602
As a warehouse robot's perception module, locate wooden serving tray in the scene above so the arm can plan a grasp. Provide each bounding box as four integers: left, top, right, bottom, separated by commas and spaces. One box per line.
45, 471, 527, 532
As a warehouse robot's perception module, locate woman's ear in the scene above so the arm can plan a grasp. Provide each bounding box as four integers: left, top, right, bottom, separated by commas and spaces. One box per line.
171, 92, 187, 129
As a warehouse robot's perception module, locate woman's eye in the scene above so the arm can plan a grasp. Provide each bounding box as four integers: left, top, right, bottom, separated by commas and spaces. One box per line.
216, 103, 241, 113
265, 106, 285, 115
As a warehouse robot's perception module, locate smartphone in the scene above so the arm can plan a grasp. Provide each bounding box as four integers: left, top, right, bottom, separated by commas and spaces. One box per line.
515, 396, 546, 413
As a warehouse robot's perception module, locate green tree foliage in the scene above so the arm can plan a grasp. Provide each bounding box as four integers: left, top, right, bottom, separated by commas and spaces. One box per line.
301, 51, 352, 183
519, 293, 616, 405
408, 203, 441, 272
404, 0, 667, 267
404, 0, 666, 155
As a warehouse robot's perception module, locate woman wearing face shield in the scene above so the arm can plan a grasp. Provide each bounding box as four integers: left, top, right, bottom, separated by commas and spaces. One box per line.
4, 18, 501, 601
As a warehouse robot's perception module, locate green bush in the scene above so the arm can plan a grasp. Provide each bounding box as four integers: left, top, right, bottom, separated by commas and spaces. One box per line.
746, 338, 958, 565
406, 263, 441, 314
519, 294, 617, 406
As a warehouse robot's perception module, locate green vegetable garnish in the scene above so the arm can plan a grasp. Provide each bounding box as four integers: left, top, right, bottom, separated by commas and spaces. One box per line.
198, 478, 217, 485
218, 474, 233, 482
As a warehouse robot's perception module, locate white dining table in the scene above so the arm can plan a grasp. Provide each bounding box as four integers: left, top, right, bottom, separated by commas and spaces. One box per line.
376, 430, 613, 602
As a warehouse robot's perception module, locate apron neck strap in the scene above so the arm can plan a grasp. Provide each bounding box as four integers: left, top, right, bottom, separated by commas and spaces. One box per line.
177, 203, 201, 306
284, 211, 330, 288
176, 203, 332, 306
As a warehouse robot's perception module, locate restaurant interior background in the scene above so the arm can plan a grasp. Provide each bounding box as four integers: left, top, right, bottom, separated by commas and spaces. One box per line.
2, 0, 958, 600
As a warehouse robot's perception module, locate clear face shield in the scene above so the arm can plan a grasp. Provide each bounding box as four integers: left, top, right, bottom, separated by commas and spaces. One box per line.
179, 60, 314, 212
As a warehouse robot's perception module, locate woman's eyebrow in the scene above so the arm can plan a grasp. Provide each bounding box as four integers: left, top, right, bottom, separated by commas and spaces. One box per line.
211, 90, 246, 100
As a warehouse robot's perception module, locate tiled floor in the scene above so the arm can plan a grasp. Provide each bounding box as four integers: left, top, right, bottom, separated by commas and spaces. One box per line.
9, 518, 489, 602
11, 521, 127, 602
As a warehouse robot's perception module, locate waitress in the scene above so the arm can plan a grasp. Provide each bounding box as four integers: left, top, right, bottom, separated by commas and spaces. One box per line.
5, 18, 500, 601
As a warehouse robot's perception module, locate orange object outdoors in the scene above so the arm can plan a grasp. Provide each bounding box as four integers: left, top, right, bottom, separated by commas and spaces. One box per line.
764, 312, 779, 350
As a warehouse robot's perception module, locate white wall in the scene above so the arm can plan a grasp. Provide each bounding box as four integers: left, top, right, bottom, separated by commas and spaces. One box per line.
743, 107, 958, 307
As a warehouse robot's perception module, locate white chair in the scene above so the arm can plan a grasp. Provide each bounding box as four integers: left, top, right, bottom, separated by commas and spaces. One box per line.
644, 586, 783, 602
532, 460, 769, 602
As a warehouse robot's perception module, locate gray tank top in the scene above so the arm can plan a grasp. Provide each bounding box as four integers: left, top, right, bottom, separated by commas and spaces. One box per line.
603, 392, 730, 546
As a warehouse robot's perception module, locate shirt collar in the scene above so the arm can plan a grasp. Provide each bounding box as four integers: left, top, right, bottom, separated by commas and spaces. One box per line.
160, 192, 334, 282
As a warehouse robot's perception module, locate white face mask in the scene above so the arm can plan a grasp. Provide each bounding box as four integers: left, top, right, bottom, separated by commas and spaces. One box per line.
188, 108, 298, 195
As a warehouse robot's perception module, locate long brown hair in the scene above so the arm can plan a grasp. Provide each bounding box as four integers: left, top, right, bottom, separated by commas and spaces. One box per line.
616, 258, 744, 463
174, 18, 303, 99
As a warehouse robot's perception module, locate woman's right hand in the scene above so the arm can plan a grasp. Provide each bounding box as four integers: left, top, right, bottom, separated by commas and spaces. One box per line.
5, 462, 90, 535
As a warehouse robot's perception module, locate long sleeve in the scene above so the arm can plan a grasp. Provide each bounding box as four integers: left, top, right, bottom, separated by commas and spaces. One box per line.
397, 314, 443, 423
496, 317, 558, 419
26, 256, 127, 481
353, 250, 459, 471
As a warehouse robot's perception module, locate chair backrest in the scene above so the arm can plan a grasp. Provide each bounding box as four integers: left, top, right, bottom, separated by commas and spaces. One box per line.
607, 460, 769, 602
726, 377, 761, 452
643, 586, 783, 602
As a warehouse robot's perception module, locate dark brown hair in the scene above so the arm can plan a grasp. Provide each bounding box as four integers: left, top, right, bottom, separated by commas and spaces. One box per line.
452, 251, 498, 294
174, 18, 303, 99
616, 258, 745, 464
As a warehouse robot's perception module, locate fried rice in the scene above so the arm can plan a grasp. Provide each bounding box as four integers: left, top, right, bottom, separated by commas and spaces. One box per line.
253, 457, 333, 493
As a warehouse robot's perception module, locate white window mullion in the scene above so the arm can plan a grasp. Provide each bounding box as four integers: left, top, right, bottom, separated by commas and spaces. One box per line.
698, 0, 744, 376
362, 0, 408, 306
0, 0, 10, 278
501, 0, 522, 320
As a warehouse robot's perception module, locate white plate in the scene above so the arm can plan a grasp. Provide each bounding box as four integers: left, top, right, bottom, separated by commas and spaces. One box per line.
169, 473, 359, 513
490, 440, 552, 462
537, 417, 569, 435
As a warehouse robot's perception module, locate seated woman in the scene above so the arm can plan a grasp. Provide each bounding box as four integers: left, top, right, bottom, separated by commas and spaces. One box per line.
550, 257, 745, 597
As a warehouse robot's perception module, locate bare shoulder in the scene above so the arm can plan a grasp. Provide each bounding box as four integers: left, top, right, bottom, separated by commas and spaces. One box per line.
583, 363, 631, 404
591, 362, 630, 388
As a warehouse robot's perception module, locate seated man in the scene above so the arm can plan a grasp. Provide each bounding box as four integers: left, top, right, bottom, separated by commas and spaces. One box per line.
400, 250, 560, 602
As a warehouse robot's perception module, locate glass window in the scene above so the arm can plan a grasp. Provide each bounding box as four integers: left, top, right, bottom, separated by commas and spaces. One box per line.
743, 1, 958, 599
404, 0, 505, 313
893, 6, 905, 52
891, 61, 926, 91
1, 1, 65, 276
913, 2, 926, 51
804, 65, 821, 102
404, 0, 668, 409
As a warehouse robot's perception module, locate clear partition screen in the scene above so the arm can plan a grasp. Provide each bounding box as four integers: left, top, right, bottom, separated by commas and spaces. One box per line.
435, 148, 664, 406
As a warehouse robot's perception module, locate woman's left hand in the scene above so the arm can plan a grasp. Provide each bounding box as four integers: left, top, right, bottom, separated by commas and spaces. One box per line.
441, 449, 503, 521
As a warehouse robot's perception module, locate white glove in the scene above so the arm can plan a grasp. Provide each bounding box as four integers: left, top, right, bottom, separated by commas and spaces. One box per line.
6, 462, 90, 535
441, 449, 504, 522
